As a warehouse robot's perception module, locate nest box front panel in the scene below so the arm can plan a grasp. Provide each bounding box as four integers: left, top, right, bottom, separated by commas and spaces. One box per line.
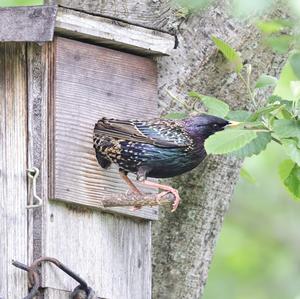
51, 37, 158, 219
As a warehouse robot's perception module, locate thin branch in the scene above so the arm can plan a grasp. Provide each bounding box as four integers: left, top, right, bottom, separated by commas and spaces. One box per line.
238, 73, 257, 108
166, 89, 191, 110
97, 192, 175, 208
271, 137, 282, 145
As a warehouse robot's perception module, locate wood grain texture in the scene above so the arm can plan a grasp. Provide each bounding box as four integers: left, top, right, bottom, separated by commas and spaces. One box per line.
43, 203, 151, 299
0, 5, 57, 42
27, 42, 54, 266
25, 40, 153, 299
56, 7, 175, 56
58, 0, 178, 33
0, 43, 28, 298
52, 37, 159, 220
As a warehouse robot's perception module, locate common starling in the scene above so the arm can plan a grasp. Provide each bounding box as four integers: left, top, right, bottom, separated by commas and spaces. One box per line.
93, 114, 232, 211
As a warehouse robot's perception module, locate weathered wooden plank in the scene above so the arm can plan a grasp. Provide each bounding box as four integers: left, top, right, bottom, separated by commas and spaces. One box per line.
51, 37, 159, 220
25, 38, 153, 299
27, 42, 54, 264
58, 0, 177, 33
0, 5, 57, 42
55, 7, 175, 56
43, 203, 151, 299
0, 43, 28, 298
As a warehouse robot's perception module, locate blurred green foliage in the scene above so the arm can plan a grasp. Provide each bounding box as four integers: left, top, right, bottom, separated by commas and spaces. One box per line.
0, 0, 43, 7
203, 143, 300, 299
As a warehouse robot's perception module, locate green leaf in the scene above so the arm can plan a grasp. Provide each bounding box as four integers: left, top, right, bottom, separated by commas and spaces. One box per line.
267, 97, 294, 119
231, 132, 272, 158
268, 95, 284, 103
240, 167, 256, 184
282, 139, 300, 166
211, 36, 243, 73
289, 52, 300, 79
226, 110, 252, 122
204, 129, 257, 155
268, 95, 293, 106
189, 92, 230, 117
247, 104, 281, 121
279, 159, 295, 179
255, 74, 277, 88
188, 91, 202, 99
273, 119, 300, 139
0, 0, 43, 6
279, 160, 300, 200
264, 35, 293, 54
163, 112, 187, 119
257, 20, 284, 34
274, 58, 300, 100
290, 81, 300, 98
200, 96, 230, 118
256, 19, 292, 34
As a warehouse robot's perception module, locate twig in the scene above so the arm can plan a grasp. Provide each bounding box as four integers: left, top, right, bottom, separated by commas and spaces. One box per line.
238, 73, 257, 108
271, 137, 282, 145
97, 192, 175, 208
166, 89, 191, 110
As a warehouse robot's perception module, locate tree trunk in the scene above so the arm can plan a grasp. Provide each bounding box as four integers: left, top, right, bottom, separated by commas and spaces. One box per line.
152, 3, 286, 299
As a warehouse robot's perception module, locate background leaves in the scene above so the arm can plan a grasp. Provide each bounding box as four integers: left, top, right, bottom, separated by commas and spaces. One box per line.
211, 36, 243, 73
0, 0, 43, 6
231, 132, 272, 159
205, 130, 257, 154
189, 92, 230, 117
279, 160, 300, 200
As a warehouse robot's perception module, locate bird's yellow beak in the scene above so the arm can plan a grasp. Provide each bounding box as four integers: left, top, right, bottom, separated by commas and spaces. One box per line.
227, 120, 241, 127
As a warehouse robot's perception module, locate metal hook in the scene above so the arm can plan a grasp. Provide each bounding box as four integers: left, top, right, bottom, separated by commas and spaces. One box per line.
12, 257, 107, 299
26, 167, 42, 209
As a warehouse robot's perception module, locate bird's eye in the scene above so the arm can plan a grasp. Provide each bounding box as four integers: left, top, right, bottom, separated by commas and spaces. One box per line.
212, 124, 219, 128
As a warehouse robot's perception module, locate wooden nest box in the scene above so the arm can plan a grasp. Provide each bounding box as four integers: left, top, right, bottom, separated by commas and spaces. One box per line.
0, 4, 175, 299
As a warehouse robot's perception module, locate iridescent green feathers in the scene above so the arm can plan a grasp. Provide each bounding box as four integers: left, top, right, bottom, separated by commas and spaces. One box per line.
93, 115, 228, 179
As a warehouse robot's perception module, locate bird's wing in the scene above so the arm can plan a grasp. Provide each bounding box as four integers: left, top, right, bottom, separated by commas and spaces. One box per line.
94, 118, 193, 148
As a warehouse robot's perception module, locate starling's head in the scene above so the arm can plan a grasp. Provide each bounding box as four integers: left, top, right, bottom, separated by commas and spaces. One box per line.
183, 114, 229, 140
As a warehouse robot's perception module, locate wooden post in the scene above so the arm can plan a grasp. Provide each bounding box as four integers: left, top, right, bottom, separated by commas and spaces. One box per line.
0, 43, 28, 298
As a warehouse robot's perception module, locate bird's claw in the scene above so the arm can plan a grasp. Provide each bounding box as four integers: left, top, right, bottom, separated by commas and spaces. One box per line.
170, 189, 180, 212
156, 191, 169, 205
157, 189, 180, 212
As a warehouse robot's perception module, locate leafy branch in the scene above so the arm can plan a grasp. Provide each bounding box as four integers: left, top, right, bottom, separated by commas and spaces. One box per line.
164, 36, 300, 201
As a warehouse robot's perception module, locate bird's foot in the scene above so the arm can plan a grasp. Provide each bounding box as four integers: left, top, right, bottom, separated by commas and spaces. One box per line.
156, 191, 169, 205
153, 189, 180, 211
168, 188, 180, 212
141, 180, 181, 212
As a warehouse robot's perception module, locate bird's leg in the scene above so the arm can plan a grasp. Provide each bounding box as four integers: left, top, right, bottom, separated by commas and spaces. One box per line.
119, 170, 142, 195
119, 170, 143, 210
140, 180, 181, 212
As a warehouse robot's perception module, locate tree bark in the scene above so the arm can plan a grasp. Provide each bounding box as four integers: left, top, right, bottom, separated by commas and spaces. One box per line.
152, 3, 286, 299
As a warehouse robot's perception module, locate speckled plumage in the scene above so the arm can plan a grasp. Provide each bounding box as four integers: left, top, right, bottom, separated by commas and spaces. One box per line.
93, 115, 229, 180
93, 114, 229, 211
